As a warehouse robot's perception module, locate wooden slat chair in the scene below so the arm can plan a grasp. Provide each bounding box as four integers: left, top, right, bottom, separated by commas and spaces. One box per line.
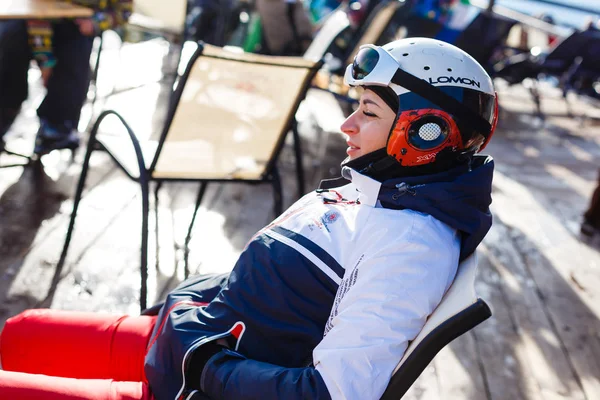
57, 42, 323, 311
381, 252, 491, 399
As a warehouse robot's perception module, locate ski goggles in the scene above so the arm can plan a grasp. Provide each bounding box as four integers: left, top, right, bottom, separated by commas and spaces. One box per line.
344, 45, 401, 87
344, 44, 493, 135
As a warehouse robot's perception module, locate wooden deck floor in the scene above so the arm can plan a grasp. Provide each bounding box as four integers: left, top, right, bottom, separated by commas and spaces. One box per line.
1, 38, 600, 399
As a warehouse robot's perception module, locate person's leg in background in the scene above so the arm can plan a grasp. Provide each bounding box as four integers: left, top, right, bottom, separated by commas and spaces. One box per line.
35, 20, 93, 154
0, 20, 30, 149
0, 309, 156, 382
582, 168, 600, 237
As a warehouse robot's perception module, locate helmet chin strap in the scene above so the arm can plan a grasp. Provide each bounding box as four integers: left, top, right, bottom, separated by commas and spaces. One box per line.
360, 154, 399, 176
344, 147, 474, 181
343, 148, 411, 180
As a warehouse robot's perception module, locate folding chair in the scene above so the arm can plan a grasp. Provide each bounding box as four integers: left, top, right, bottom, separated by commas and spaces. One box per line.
381, 252, 491, 399
452, 11, 518, 73
303, 9, 351, 65
493, 28, 600, 114
494, 28, 600, 84
127, 0, 187, 43
57, 42, 323, 311
306, 0, 409, 109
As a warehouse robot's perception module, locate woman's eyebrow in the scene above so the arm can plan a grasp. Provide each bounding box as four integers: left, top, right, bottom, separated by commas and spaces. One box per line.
362, 98, 382, 109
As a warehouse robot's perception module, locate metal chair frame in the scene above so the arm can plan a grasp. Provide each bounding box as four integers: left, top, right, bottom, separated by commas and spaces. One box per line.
57, 42, 323, 311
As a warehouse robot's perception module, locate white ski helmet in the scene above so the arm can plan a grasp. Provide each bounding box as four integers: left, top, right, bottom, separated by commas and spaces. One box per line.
344, 37, 498, 167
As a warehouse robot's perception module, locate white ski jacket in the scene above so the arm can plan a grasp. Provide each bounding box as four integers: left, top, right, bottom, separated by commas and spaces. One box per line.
144, 157, 495, 400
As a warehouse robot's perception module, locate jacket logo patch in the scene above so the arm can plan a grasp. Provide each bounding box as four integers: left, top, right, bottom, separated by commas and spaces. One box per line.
322, 210, 340, 226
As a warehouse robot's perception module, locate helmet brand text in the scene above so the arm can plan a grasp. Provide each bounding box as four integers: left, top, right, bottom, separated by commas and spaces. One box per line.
427, 76, 481, 88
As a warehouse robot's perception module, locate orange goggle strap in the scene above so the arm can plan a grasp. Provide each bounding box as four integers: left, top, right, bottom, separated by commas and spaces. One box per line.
387, 109, 464, 166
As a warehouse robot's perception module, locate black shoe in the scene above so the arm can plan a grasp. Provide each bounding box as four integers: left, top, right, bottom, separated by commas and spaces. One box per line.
580, 219, 600, 238
34, 120, 80, 155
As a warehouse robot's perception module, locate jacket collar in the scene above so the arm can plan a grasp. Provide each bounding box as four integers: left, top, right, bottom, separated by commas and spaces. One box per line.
342, 167, 382, 207
317, 167, 382, 207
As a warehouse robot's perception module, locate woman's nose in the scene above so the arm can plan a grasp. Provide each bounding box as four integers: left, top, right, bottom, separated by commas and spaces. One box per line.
340, 113, 358, 135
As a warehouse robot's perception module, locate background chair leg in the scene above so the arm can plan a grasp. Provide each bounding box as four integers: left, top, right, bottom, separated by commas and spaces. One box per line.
153, 181, 163, 274
528, 80, 543, 118
139, 173, 150, 312
90, 34, 103, 107
291, 119, 305, 197
272, 167, 283, 217
184, 182, 208, 279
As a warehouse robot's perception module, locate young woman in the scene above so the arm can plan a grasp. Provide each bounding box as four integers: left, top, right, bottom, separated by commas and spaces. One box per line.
0, 37, 498, 400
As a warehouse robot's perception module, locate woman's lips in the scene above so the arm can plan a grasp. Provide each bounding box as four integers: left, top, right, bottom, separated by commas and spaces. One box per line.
346, 142, 360, 156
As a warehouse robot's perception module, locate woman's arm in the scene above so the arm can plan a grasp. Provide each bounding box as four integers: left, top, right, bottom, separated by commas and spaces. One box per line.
200, 351, 331, 400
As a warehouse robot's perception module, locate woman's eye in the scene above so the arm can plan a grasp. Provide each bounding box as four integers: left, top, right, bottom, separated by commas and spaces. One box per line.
363, 111, 377, 118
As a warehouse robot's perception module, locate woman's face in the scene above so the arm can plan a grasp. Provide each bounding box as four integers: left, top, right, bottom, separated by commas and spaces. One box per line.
340, 89, 396, 160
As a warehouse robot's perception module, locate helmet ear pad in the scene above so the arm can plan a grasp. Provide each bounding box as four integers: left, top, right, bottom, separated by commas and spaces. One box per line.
387, 109, 463, 167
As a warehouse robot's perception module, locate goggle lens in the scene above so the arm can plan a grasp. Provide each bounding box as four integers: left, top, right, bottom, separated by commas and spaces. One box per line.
352, 48, 379, 80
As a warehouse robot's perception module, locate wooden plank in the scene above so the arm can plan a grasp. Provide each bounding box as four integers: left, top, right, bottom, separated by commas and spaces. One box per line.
402, 362, 440, 400
472, 247, 544, 400
0, 167, 140, 327
0, 0, 93, 20
435, 332, 489, 399
49, 190, 150, 315
482, 225, 586, 400
491, 169, 600, 399
0, 154, 122, 295
479, 81, 600, 399
169, 181, 244, 278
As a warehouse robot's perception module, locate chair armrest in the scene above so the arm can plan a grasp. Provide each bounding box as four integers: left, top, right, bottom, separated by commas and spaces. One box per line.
380, 299, 491, 400
88, 110, 149, 182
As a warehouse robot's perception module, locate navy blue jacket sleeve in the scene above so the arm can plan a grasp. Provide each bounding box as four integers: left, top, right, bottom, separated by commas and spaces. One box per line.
200, 350, 332, 400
